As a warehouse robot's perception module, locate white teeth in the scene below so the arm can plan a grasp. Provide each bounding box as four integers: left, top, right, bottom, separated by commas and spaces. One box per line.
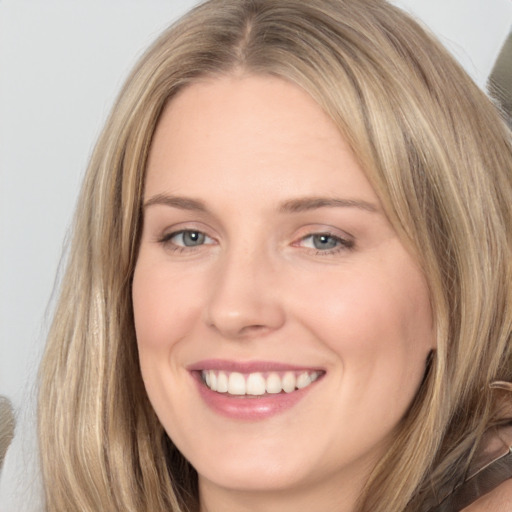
228, 372, 246, 395
246, 372, 266, 395
216, 371, 228, 392
282, 371, 296, 393
201, 369, 322, 395
209, 371, 217, 391
266, 373, 282, 394
296, 371, 312, 389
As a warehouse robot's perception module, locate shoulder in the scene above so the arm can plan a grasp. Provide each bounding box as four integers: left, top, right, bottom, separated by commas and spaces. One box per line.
461, 477, 512, 512
457, 417, 512, 512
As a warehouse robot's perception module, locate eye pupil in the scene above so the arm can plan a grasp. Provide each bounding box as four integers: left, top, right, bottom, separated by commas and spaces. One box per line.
313, 234, 338, 250
183, 231, 205, 246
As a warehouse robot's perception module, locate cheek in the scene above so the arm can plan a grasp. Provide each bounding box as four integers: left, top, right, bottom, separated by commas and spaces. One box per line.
132, 261, 199, 423
290, 253, 434, 393
132, 261, 203, 353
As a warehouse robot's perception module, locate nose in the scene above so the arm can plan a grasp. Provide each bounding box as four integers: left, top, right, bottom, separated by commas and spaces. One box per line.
203, 247, 286, 340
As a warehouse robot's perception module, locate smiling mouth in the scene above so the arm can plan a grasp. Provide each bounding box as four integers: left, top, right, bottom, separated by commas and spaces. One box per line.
200, 369, 324, 396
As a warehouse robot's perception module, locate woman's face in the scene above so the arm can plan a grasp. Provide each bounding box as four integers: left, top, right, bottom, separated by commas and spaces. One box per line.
133, 75, 435, 509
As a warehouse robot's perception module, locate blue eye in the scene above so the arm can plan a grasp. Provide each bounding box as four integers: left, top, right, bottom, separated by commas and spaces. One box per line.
299, 233, 353, 252
164, 230, 212, 248
177, 231, 205, 246
310, 234, 339, 250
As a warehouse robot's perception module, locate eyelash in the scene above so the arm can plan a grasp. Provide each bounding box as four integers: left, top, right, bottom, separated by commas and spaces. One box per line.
296, 232, 354, 255
158, 229, 354, 255
158, 230, 215, 253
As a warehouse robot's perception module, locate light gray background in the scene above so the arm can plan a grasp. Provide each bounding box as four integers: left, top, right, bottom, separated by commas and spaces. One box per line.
1, 0, 512, 413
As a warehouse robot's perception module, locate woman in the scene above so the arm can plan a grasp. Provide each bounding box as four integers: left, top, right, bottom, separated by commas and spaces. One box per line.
37, 0, 512, 511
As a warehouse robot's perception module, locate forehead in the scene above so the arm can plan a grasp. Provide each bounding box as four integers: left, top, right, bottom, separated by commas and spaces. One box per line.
145, 74, 378, 207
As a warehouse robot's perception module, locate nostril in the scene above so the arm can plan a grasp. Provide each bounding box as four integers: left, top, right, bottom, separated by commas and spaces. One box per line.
203, 290, 286, 339
208, 320, 273, 339
239, 324, 270, 335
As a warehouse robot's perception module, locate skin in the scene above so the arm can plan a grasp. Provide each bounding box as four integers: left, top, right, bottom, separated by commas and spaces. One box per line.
132, 74, 435, 512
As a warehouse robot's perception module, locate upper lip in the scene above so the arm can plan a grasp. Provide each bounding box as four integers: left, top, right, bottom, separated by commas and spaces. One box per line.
187, 359, 325, 373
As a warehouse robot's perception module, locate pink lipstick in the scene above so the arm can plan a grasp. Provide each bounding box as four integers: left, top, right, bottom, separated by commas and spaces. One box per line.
188, 360, 325, 420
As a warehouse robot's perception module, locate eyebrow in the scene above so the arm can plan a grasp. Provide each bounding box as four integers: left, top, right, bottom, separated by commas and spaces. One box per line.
143, 194, 379, 214
279, 197, 379, 213
143, 194, 208, 212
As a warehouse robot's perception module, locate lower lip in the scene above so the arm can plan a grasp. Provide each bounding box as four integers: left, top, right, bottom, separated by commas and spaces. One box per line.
192, 372, 319, 421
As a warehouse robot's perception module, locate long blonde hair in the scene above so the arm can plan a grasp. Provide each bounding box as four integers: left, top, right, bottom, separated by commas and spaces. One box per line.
38, 1, 512, 511
0, 396, 15, 471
